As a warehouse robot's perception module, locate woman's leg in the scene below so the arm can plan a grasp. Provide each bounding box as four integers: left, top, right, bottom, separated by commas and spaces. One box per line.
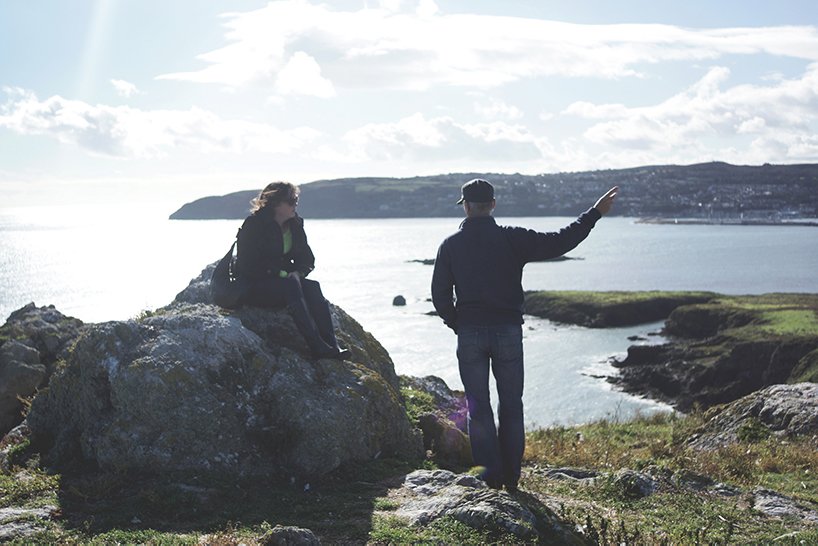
246, 277, 336, 357
300, 279, 340, 349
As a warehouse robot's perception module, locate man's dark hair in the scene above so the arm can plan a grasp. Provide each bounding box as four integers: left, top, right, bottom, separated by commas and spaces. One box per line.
467, 201, 493, 214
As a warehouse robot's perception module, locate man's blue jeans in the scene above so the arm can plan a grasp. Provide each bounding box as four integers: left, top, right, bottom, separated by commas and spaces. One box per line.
457, 324, 524, 488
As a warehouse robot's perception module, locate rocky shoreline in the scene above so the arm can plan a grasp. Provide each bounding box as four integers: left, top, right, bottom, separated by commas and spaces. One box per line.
525, 290, 818, 412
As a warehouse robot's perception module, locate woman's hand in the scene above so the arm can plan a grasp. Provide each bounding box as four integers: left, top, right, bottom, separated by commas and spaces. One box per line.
287, 271, 302, 286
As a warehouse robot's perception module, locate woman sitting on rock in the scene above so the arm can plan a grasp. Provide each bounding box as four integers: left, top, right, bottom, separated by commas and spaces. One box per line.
236, 181, 350, 360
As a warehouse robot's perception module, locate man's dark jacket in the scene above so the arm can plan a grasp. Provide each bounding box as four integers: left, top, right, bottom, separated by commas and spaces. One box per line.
431, 208, 601, 330
235, 209, 315, 281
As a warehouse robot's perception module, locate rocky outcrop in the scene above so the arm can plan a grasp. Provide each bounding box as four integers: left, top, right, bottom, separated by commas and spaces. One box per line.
612, 339, 818, 412
388, 469, 586, 544
0, 304, 84, 435
687, 383, 818, 450
24, 266, 423, 478
610, 294, 818, 412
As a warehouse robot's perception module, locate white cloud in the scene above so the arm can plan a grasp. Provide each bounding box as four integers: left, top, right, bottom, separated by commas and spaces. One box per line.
156, 1, 818, 94
566, 63, 818, 163
274, 52, 336, 97
110, 79, 139, 98
342, 112, 543, 162
474, 97, 523, 120
0, 88, 321, 158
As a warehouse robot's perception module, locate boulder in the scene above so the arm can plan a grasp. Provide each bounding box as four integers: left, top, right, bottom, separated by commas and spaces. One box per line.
0, 303, 84, 360
390, 469, 585, 543
417, 413, 472, 467
0, 342, 45, 433
262, 525, 321, 545
611, 469, 658, 499
687, 383, 818, 450
27, 297, 423, 478
0, 304, 84, 436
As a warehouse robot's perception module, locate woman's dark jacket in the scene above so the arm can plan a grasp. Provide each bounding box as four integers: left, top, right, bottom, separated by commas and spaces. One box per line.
235, 208, 315, 281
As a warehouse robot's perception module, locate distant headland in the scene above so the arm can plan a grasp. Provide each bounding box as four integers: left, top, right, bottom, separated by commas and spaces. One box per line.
169, 161, 818, 221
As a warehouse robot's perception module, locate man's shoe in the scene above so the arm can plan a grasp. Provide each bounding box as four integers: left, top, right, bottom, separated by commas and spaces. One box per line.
337, 347, 351, 360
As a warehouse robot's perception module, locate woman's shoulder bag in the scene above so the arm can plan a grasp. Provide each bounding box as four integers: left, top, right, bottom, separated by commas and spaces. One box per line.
210, 228, 247, 309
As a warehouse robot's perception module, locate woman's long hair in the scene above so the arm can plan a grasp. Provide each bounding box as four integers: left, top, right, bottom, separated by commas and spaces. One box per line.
250, 181, 300, 213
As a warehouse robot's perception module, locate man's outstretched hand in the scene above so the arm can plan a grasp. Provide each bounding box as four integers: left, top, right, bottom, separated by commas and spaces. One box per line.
594, 186, 619, 216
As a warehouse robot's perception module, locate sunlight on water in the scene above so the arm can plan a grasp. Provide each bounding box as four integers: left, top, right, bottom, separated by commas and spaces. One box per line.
3, 209, 818, 426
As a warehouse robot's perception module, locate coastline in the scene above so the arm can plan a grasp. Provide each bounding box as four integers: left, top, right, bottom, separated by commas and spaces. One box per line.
637, 217, 818, 227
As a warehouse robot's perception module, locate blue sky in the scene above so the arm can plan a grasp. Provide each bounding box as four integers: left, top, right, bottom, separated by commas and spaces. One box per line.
2, 0, 818, 210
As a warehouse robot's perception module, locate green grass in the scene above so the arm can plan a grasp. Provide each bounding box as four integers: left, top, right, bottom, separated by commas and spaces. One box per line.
708, 294, 818, 338
400, 387, 437, 423
523, 290, 718, 327
2, 410, 816, 544
535, 290, 715, 306
523, 412, 818, 544
369, 514, 533, 545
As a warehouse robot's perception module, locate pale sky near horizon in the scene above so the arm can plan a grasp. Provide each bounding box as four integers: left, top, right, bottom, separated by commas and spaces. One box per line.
2, 0, 818, 212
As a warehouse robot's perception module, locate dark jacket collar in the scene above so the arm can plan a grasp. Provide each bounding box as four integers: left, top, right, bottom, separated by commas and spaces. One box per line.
460, 215, 497, 230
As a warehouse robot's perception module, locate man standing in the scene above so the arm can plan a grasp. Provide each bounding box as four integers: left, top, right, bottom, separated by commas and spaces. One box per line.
431, 179, 618, 492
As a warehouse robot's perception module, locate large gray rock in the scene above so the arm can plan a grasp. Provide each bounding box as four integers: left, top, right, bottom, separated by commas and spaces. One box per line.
0, 304, 84, 435
0, 341, 45, 433
391, 469, 586, 544
27, 301, 422, 478
688, 383, 818, 450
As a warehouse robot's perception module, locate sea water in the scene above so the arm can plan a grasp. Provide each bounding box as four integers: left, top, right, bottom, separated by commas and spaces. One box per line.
3, 206, 818, 427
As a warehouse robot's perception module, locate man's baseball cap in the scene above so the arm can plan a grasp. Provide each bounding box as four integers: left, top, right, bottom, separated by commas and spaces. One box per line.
456, 179, 494, 204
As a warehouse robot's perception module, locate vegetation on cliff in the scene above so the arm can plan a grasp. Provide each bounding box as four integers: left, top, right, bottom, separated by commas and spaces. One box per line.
523, 290, 716, 327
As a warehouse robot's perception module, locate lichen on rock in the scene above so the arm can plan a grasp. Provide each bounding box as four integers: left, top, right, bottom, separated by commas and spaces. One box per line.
23, 267, 423, 478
